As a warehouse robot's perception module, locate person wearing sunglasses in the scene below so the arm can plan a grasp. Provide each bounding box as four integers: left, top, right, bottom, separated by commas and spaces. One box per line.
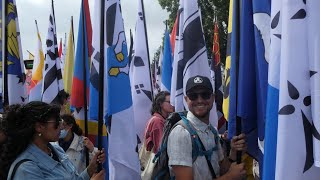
167, 75, 247, 180
0, 101, 105, 180
140, 91, 174, 179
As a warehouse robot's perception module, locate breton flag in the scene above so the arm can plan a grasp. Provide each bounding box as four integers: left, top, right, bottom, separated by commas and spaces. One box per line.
63, 18, 75, 94
105, 0, 140, 179
171, 0, 218, 127
29, 20, 45, 102
211, 18, 226, 133
41, 2, 65, 104
307, 0, 320, 168
275, 0, 320, 179
161, 30, 173, 92
60, 33, 67, 76
154, 49, 162, 95
262, 0, 281, 179
6, 0, 27, 105
129, 0, 153, 146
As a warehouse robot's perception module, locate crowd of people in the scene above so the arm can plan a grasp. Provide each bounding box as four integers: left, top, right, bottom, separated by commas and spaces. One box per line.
0, 75, 252, 180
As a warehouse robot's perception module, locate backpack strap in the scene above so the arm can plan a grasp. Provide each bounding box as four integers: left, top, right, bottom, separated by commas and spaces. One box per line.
10, 159, 32, 180
178, 113, 218, 179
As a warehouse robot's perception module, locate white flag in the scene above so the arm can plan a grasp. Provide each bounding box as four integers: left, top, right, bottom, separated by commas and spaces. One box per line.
307, 0, 320, 168
170, 0, 218, 126
42, 3, 64, 104
275, 0, 320, 179
105, 0, 141, 179
60, 33, 67, 76
129, 0, 153, 145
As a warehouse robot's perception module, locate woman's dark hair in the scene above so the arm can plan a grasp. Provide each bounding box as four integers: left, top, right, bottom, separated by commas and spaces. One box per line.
0, 101, 60, 179
0, 114, 6, 134
150, 91, 170, 115
61, 114, 83, 136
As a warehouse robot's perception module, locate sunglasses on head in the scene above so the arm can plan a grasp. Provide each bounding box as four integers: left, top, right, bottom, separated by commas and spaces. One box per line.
187, 92, 212, 101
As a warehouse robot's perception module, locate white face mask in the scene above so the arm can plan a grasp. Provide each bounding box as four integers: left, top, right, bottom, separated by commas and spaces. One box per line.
59, 129, 68, 139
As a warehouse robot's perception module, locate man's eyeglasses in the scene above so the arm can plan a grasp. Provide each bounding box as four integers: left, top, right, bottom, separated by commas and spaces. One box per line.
46, 120, 63, 129
187, 92, 212, 101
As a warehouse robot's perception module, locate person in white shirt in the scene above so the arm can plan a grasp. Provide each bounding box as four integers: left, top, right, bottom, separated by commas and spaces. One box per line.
59, 114, 98, 173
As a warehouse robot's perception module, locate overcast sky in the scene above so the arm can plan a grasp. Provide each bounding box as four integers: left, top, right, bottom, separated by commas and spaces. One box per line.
16, 0, 168, 61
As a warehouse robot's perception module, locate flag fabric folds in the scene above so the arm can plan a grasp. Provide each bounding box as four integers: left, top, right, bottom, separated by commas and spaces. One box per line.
262, 0, 281, 179
222, 0, 233, 122
161, 30, 173, 92
60, 33, 67, 76
6, 0, 27, 105
29, 20, 45, 102
307, 0, 320, 168
211, 19, 226, 133
129, 0, 153, 146
153, 49, 162, 95
105, 0, 140, 179
171, 0, 218, 126
63, 19, 75, 94
42, 3, 64, 104
71, 0, 91, 126
275, 0, 320, 179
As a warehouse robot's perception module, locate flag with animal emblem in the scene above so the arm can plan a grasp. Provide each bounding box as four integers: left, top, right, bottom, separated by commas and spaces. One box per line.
105, 0, 140, 179
6, 0, 27, 105
307, 0, 320, 168
161, 30, 173, 92
154, 49, 162, 95
262, 0, 281, 179
171, 0, 218, 127
63, 19, 75, 94
60, 33, 67, 76
29, 20, 45, 102
71, 0, 92, 139
275, 0, 320, 179
222, 0, 233, 122
211, 18, 226, 134
41, 2, 65, 105
129, 0, 153, 147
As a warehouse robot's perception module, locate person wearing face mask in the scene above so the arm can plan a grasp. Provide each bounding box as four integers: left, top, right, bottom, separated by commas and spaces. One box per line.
0, 101, 105, 180
58, 114, 98, 174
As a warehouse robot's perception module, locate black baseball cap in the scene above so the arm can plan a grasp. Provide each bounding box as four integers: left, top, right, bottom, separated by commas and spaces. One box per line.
186, 75, 213, 93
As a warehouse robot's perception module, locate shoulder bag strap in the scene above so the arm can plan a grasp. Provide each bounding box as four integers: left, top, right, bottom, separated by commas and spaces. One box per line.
10, 159, 32, 180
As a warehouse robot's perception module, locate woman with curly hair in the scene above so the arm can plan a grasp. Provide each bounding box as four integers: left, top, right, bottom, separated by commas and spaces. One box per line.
0, 101, 105, 180
58, 114, 97, 173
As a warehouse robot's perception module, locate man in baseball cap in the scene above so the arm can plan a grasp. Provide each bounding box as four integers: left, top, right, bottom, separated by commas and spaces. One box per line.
167, 75, 247, 180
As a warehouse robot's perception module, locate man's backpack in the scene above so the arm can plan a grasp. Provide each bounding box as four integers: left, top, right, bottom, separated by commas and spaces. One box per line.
151, 112, 219, 180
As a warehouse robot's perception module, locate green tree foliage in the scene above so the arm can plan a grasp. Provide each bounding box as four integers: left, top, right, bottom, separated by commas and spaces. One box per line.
157, 0, 229, 64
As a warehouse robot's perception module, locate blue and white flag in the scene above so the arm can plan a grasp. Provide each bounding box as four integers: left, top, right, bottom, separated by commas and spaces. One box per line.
129, 0, 153, 146
105, 0, 140, 179
275, 0, 320, 179
263, 0, 281, 179
161, 30, 173, 92
6, 0, 27, 105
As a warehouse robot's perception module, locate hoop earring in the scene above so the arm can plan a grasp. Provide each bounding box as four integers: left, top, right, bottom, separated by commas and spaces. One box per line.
38, 133, 42, 137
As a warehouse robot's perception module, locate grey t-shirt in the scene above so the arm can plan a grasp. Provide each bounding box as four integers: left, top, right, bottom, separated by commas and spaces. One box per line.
167, 111, 224, 180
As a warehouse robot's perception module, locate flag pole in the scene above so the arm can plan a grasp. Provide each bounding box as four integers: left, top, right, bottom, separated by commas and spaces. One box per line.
97, 0, 105, 172
234, 0, 242, 164
128, 29, 134, 65
81, 0, 90, 167
3, 0, 8, 106
71, 16, 75, 51
140, 0, 154, 101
